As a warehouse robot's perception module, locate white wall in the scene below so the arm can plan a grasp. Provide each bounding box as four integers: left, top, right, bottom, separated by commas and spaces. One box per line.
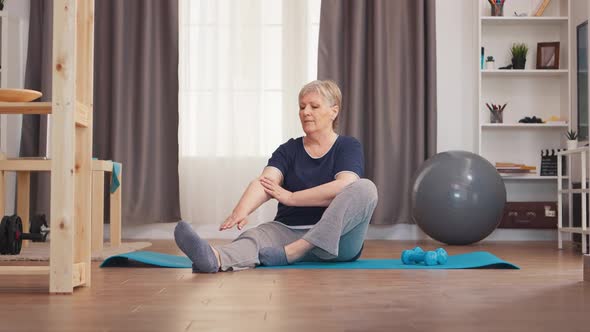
2, 0, 29, 214
436, 0, 478, 153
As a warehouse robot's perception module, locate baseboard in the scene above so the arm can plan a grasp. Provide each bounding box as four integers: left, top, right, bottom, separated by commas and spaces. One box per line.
111, 223, 562, 241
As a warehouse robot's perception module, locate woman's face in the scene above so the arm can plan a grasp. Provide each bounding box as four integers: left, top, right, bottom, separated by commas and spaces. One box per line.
298, 92, 338, 135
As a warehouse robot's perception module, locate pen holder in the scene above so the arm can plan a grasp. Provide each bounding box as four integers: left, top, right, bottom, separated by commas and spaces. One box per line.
490, 110, 503, 123
491, 4, 504, 17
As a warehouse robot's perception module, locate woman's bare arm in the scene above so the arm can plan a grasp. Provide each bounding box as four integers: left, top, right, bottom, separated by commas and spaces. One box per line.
259, 172, 359, 207
219, 167, 283, 230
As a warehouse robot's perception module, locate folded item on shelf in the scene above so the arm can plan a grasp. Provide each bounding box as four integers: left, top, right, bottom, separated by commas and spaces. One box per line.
518, 116, 543, 123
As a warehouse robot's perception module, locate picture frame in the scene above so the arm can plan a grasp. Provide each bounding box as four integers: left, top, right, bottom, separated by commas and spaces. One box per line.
536, 42, 560, 69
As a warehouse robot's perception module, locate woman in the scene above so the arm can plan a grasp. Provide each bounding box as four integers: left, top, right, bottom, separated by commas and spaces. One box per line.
175, 80, 378, 272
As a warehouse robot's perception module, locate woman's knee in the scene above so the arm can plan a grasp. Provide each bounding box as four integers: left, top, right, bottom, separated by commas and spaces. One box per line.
337, 243, 364, 262
344, 178, 378, 204
236, 227, 269, 245
235, 222, 287, 248
237, 228, 259, 240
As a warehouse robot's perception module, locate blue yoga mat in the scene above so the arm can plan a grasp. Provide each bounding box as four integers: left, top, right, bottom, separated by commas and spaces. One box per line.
100, 251, 519, 269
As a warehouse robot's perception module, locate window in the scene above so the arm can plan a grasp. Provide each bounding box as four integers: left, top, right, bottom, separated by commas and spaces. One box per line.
178, 0, 322, 157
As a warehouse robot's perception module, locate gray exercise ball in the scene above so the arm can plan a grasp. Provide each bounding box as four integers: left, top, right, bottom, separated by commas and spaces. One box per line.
411, 150, 506, 245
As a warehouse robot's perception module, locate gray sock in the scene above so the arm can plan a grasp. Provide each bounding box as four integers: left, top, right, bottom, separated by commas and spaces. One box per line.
174, 221, 219, 273
258, 247, 289, 266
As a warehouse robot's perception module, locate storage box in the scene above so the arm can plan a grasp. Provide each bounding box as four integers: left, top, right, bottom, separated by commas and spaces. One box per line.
499, 202, 557, 229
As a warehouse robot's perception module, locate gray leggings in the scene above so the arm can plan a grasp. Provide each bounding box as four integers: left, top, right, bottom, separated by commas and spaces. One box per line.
215, 179, 378, 271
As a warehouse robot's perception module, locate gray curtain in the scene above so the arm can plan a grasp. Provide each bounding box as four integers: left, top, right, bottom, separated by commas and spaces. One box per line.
22, 0, 181, 225
318, 0, 437, 225
21, 0, 52, 218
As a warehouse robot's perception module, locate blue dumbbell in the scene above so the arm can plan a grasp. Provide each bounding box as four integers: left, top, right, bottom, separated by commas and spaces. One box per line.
401, 247, 448, 266
401, 246, 432, 265
434, 248, 448, 265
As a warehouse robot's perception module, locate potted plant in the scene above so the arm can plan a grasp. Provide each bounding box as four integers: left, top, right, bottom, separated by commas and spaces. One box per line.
510, 43, 528, 69
0, 0, 4, 11
486, 56, 495, 70
565, 129, 578, 150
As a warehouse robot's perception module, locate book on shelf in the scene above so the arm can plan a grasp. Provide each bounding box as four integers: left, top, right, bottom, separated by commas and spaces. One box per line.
497, 169, 536, 174
495, 162, 536, 170
496, 166, 537, 170
495, 162, 527, 167
495, 162, 537, 176
498, 170, 537, 176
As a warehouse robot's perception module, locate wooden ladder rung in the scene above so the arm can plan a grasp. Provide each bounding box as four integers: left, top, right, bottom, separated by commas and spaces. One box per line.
72, 262, 87, 288
0, 102, 89, 128
75, 102, 91, 128
0, 159, 106, 173
0, 102, 52, 115
92, 160, 113, 172
0, 159, 52, 171
0, 266, 50, 275
0, 263, 86, 287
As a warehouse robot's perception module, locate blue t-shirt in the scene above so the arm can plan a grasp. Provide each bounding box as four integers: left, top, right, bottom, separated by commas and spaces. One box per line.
266, 135, 364, 227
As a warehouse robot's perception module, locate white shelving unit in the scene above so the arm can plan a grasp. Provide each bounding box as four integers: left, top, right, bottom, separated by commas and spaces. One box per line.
477, 0, 571, 201
557, 147, 589, 253
481, 16, 569, 24
481, 123, 568, 128
481, 69, 569, 77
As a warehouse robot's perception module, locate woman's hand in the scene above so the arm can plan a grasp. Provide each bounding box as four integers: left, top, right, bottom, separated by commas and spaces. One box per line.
259, 177, 294, 206
219, 212, 249, 231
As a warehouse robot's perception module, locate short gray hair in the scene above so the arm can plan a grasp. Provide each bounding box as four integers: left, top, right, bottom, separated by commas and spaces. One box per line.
298, 80, 342, 129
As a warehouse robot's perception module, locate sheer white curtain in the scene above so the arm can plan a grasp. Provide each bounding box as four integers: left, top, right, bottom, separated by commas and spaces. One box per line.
178, 0, 321, 226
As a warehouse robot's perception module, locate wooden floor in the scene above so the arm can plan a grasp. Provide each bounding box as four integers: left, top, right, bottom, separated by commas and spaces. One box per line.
0, 240, 589, 332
